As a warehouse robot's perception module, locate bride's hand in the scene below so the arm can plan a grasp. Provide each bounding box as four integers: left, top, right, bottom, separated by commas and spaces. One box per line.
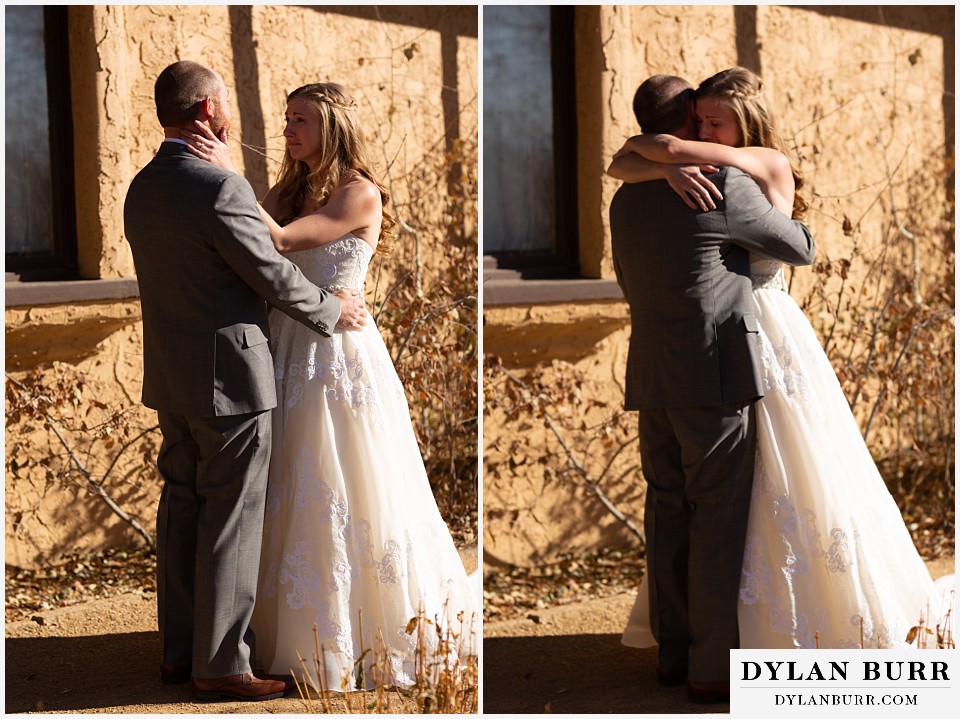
663, 164, 723, 211
181, 121, 237, 173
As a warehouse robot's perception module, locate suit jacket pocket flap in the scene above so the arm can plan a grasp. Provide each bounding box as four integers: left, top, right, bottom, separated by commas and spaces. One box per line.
742, 313, 760, 333
242, 325, 268, 349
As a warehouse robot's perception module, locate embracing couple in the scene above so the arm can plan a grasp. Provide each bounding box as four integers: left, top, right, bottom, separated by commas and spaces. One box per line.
609, 68, 951, 704
124, 61, 475, 702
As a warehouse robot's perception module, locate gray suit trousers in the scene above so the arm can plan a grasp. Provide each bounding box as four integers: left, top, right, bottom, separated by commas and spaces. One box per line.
638, 401, 756, 684
155, 410, 271, 678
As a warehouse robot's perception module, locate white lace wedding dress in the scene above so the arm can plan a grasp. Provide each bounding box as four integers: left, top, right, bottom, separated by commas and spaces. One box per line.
251, 233, 477, 690
623, 256, 954, 650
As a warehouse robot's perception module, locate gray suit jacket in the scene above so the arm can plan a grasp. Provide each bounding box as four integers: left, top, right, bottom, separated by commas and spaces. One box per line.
610, 166, 815, 410
124, 142, 341, 417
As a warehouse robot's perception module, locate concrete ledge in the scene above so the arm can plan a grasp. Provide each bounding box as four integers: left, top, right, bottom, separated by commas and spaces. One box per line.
484, 277, 623, 306
5, 278, 140, 307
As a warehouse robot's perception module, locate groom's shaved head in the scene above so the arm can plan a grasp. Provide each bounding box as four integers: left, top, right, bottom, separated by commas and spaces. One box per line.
633, 75, 695, 134
154, 60, 223, 127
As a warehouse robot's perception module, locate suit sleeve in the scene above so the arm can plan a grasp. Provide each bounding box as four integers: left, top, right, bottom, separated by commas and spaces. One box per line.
722, 169, 815, 267
210, 174, 341, 337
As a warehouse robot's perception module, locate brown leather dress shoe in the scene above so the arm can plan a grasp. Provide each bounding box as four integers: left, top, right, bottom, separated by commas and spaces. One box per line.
257, 672, 298, 694
191, 672, 286, 702
159, 664, 191, 685
687, 679, 730, 704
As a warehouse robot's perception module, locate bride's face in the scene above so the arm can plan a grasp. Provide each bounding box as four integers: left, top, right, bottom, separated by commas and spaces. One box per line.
695, 96, 743, 147
283, 97, 323, 167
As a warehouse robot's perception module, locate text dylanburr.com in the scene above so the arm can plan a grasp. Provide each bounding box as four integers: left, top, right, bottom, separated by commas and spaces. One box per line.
731, 650, 958, 716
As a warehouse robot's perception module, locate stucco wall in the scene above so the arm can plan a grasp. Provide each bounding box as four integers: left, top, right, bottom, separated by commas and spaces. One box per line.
483, 4, 953, 569
483, 302, 637, 567
5, 5, 478, 568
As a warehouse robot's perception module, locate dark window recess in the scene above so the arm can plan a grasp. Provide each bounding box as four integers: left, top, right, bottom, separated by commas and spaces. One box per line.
482, 5, 578, 278
5, 6, 78, 281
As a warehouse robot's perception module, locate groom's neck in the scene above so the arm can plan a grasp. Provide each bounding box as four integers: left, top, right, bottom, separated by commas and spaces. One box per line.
672, 127, 698, 141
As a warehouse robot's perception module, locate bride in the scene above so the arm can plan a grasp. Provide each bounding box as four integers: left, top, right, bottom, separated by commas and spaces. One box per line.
184, 82, 476, 689
609, 67, 953, 650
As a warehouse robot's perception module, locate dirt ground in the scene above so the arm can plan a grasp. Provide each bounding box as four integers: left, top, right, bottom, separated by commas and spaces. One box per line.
5, 546, 478, 715
4, 551, 953, 715
482, 555, 956, 715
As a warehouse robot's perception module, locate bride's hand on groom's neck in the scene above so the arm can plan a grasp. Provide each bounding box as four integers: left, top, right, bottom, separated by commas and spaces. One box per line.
181, 121, 237, 174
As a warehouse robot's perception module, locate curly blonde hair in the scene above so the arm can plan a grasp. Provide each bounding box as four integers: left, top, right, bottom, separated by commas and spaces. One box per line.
272, 83, 398, 252
697, 67, 808, 220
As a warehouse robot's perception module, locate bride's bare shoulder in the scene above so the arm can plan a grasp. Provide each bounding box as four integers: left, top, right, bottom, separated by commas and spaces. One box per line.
331, 173, 382, 215
742, 146, 791, 173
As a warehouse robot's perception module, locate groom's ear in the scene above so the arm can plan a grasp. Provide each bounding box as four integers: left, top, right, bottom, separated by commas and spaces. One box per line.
196, 96, 216, 123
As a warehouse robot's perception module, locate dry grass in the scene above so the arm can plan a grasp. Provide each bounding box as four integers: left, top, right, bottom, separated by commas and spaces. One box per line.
904, 587, 955, 649
290, 604, 478, 714
813, 597, 955, 650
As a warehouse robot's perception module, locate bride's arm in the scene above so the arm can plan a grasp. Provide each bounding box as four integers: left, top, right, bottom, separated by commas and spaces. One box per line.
261, 177, 381, 254
608, 145, 722, 211
621, 134, 795, 215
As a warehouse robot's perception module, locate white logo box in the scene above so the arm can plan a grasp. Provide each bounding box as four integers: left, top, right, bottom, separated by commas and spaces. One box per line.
731, 649, 958, 717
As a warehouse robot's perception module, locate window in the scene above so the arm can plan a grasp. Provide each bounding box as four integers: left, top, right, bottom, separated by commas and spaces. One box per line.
5, 6, 77, 280
482, 5, 577, 277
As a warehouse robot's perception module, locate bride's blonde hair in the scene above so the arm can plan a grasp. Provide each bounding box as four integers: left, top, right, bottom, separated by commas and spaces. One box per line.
272, 82, 398, 252
697, 67, 808, 220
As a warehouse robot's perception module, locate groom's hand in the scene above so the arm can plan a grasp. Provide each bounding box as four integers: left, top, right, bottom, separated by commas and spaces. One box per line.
334, 290, 367, 331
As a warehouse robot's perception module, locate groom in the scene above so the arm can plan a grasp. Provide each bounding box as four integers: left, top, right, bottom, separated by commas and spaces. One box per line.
124, 61, 366, 701
609, 74, 815, 702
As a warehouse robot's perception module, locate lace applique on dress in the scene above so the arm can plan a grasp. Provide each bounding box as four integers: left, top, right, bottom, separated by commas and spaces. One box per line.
258, 439, 469, 679
739, 448, 912, 648
287, 235, 372, 292
752, 266, 788, 291
750, 255, 787, 291
749, 449, 854, 578
750, 256, 823, 415
757, 328, 823, 418
271, 236, 403, 430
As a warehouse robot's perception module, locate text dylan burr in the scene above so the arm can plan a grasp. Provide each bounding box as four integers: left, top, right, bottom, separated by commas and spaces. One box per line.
742, 661, 949, 682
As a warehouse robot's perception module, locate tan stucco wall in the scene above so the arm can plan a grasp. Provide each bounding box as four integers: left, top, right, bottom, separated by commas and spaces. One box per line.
483, 5, 952, 568
583, 4, 740, 279
5, 5, 478, 568
483, 302, 638, 567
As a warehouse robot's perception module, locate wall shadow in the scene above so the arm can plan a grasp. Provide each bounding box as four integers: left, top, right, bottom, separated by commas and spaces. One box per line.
734, 5, 761, 75
5, 631, 170, 713
229, 5, 269, 198
483, 634, 720, 714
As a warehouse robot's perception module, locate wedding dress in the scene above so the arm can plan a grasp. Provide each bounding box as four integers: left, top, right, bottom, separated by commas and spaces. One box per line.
623, 256, 954, 650
251, 233, 477, 690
